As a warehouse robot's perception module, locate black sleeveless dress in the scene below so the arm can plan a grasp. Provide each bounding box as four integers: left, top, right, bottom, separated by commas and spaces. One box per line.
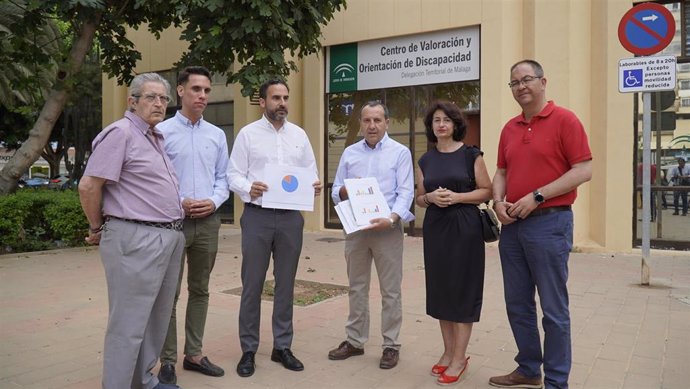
418, 145, 485, 323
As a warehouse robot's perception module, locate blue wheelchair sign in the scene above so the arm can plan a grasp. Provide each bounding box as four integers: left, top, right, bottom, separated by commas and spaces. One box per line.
623, 69, 643, 88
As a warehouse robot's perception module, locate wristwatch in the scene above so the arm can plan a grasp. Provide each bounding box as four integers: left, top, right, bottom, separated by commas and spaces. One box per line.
388, 217, 397, 229
533, 191, 545, 204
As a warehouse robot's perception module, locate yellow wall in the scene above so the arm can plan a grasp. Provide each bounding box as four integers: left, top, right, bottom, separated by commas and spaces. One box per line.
104, 0, 637, 251
319, 0, 633, 250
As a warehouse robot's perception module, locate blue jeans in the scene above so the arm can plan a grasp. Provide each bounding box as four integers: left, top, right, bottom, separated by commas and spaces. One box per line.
498, 210, 573, 389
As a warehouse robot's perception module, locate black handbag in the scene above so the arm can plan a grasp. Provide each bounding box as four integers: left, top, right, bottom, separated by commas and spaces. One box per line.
479, 203, 500, 243
464, 146, 501, 242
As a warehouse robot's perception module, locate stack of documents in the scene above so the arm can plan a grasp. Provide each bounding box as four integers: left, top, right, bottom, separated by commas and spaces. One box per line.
335, 177, 391, 234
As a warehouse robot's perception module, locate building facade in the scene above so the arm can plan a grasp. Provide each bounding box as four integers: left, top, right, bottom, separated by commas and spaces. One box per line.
102, 0, 690, 251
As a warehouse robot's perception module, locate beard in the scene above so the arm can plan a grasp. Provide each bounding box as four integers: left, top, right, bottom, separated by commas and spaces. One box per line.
266, 107, 288, 122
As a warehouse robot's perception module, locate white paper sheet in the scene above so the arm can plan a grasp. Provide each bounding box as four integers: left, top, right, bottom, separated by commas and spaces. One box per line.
344, 177, 391, 226
261, 163, 317, 211
334, 200, 374, 234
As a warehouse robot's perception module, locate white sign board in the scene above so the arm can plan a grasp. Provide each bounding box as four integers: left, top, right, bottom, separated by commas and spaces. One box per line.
327, 26, 479, 92
618, 55, 676, 93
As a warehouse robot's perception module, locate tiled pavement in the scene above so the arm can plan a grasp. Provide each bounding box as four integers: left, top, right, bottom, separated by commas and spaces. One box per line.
1, 226, 689, 389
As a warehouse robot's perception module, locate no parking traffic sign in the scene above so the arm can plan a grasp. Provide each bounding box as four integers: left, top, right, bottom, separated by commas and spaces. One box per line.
618, 3, 675, 56
618, 3, 677, 278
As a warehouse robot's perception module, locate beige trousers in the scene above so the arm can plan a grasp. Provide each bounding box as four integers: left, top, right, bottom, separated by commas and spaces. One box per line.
344, 224, 404, 350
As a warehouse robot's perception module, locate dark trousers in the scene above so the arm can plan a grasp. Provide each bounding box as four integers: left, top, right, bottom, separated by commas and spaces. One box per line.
673, 190, 688, 214
238, 206, 304, 352
498, 210, 573, 389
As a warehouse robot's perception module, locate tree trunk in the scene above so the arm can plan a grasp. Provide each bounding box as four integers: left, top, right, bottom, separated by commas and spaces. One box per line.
0, 17, 100, 195
42, 141, 65, 178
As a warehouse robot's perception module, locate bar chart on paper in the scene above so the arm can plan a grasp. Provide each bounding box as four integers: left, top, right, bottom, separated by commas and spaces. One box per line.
344, 177, 391, 226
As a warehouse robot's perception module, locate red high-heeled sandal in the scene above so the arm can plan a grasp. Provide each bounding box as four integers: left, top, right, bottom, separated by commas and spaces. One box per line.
430, 364, 448, 376
436, 356, 469, 386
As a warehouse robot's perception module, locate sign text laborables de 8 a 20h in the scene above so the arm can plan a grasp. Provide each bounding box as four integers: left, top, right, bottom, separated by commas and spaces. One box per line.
618, 55, 676, 93
327, 26, 480, 93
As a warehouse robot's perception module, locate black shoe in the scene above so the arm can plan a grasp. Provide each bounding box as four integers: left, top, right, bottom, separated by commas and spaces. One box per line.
183, 356, 224, 377
158, 362, 176, 384
236, 351, 256, 377
673, 212, 679, 215
271, 348, 304, 371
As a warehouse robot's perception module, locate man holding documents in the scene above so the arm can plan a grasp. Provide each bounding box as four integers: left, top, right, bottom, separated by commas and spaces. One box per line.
227, 79, 322, 378
328, 101, 415, 369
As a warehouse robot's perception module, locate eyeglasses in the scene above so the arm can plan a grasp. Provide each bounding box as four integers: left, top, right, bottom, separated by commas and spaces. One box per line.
508, 76, 542, 89
132, 94, 171, 104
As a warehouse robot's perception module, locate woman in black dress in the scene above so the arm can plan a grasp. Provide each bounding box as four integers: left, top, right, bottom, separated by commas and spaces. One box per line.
416, 101, 492, 385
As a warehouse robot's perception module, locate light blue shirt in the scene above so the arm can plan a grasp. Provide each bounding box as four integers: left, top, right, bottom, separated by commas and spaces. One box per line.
332, 133, 415, 223
158, 111, 230, 210
668, 163, 690, 184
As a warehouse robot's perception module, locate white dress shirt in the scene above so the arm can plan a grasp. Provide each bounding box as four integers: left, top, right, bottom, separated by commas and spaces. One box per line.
332, 134, 415, 223
228, 115, 318, 205
158, 111, 230, 210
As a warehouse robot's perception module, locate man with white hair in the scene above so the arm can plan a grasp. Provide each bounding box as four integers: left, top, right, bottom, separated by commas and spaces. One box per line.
79, 73, 185, 389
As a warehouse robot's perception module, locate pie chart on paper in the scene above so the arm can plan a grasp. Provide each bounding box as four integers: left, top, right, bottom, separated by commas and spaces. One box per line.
281, 175, 299, 193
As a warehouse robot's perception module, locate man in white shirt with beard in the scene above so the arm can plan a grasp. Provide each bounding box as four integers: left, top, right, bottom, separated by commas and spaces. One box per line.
228, 79, 322, 378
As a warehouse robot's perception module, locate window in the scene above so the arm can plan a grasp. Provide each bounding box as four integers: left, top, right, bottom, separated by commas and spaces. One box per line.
681, 98, 690, 107
680, 80, 690, 89
324, 82, 480, 234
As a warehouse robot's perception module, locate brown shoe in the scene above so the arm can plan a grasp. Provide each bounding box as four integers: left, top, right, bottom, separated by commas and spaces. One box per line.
489, 369, 543, 388
328, 341, 364, 360
379, 347, 399, 369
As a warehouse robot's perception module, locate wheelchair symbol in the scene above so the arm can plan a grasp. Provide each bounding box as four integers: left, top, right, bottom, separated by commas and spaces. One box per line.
625, 70, 642, 87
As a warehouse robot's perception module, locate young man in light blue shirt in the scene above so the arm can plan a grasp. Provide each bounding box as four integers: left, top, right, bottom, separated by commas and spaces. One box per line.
157, 66, 229, 384
328, 101, 415, 369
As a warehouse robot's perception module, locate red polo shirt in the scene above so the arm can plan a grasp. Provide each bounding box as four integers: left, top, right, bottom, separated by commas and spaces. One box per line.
497, 101, 592, 207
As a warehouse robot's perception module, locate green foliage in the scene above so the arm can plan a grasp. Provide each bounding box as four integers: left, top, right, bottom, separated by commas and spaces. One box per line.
178, 0, 347, 96
1, 0, 346, 194
0, 189, 87, 253
3, 0, 346, 96
0, 0, 63, 148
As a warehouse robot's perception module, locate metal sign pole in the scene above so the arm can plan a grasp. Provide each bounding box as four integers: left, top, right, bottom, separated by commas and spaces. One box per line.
618, 2, 677, 285
641, 92, 651, 285
654, 93, 663, 238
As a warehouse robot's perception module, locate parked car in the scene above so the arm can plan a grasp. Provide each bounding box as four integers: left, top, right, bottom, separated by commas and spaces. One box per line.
22, 177, 50, 188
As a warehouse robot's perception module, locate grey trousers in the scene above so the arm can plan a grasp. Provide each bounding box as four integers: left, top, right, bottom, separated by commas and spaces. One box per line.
238, 206, 304, 352
344, 224, 404, 350
161, 213, 221, 363
99, 219, 185, 389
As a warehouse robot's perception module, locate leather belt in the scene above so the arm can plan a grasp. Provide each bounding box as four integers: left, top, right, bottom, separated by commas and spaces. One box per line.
244, 202, 293, 213
527, 205, 571, 218
106, 216, 183, 231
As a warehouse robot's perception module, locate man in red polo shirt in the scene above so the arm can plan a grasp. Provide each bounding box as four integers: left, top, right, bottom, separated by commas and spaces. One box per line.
490, 60, 592, 389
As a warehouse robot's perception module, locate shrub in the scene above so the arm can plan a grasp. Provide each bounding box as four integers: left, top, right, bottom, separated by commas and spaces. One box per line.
0, 189, 87, 254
